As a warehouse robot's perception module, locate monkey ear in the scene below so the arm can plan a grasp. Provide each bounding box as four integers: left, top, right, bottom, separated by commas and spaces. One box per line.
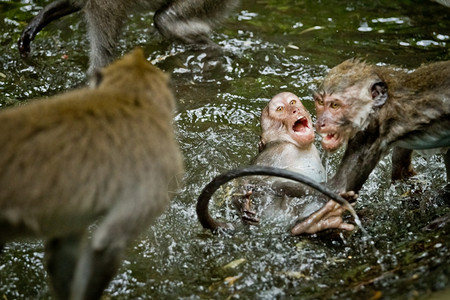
371, 81, 388, 107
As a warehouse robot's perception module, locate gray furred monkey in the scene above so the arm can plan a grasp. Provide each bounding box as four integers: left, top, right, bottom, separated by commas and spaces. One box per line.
297, 59, 450, 235
0, 48, 183, 300
18, 0, 239, 73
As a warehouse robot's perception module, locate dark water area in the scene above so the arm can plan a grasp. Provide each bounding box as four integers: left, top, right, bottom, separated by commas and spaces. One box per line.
1, 0, 449, 299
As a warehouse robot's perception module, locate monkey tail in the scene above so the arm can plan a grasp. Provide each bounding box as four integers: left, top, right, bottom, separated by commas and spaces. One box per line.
196, 165, 352, 233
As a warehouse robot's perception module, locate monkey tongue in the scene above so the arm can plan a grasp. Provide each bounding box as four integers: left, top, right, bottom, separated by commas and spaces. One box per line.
292, 117, 309, 132
320, 132, 342, 151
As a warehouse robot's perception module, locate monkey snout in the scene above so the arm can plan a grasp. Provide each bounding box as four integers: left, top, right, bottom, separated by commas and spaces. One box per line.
317, 120, 326, 128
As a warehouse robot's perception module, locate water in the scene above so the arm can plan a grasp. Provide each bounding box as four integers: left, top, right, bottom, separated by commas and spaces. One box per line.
1, 0, 449, 299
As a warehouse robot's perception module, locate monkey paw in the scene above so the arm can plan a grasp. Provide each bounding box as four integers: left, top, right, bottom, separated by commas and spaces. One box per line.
290, 200, 355, 235
340, 191, 358, 203
242, 210, 260, 225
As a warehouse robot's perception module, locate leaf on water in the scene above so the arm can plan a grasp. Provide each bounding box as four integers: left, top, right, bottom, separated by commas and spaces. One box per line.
283, 271, 311, 280
224, 274, 243, 285
223, 258, 246, 269
299, 26, 325, 35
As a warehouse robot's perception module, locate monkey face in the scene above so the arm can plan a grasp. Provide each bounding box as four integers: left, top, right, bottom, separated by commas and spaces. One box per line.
261, 92, 315, 148
314, 92, 355, 152
314, 59, 383, 152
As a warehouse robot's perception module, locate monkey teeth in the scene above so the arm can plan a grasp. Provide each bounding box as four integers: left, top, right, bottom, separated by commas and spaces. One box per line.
320, 132, 340, 143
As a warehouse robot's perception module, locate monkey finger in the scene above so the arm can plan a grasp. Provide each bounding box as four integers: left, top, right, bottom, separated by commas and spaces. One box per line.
337, 222, 355, 231
339, 191, 358, 203
291, 216, 345, 235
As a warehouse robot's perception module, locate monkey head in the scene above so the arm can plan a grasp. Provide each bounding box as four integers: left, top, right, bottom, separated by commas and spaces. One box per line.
260, 92, 315, 150
314, 59, 388, 152
90, 47, 174, 114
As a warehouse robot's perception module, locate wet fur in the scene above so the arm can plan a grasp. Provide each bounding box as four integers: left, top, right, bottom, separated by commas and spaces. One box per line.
327, 60, 450, 192
0, 48, 183, 299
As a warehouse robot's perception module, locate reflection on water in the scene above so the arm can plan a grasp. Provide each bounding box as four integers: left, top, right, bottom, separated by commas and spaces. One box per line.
0, 0, 449, 299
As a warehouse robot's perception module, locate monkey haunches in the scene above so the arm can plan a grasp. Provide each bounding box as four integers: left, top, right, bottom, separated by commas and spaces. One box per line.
0, 48, 183, 300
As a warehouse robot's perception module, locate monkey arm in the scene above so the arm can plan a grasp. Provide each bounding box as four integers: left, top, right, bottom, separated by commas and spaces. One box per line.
391, 147, 417, 181
195, 165, 355, 233
328, 120, 385, 194
18, 0, 84, 56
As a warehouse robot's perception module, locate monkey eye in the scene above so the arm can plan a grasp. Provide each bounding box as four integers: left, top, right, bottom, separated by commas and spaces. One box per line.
316, 98, 324, 106
330, 102, 340, 109
289, 99, 297, 105
276, 106, 284, 112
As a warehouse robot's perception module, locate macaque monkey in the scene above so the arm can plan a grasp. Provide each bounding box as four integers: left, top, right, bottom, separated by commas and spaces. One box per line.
304, 59, 450, 231
0, 48, 183, 300
315, 59, 450, 181
235, 92, 325, 224
314, 59, 450, 185
18, 0, 239, 73
196, 92, 357, 235
256, 92, 326, 183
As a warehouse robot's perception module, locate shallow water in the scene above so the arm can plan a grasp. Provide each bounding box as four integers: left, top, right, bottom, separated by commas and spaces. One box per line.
1, 0, 449, 299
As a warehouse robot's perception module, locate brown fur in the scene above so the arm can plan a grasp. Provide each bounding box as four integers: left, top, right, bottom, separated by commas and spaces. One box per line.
18, 0, 239, 73
321, 59, 450, 193
0, 48, 183, 300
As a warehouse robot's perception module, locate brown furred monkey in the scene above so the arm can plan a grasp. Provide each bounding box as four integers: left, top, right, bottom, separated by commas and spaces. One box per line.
197, 92, 357, 235
298, 59, 450, 234
314, 59, 450, 181
0, 48, 183, 300
18, 0, 239, 73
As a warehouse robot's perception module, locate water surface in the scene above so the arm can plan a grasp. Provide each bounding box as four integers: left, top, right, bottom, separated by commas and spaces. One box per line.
0, 0, 449, 298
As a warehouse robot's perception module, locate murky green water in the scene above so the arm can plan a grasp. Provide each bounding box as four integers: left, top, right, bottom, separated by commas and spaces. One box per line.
1, 0, 449, 299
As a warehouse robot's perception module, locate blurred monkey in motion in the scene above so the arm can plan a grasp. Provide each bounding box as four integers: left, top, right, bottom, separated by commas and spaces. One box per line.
0, 48, 183, 300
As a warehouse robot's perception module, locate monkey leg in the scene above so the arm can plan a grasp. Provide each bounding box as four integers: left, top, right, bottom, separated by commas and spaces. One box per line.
70, 241, 122, 300
18, 0, 83, 57
69, 195, 166, 300
44, 233, 85, 300
154, 0, 237, 46
84, 1, 129, 73
391, 147, 417, 181
444, 148, 450, 184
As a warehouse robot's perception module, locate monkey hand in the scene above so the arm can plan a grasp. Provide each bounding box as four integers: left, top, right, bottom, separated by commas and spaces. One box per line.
290, 200, 355, 235
339, 190, 358, 203
232, 190, 260, 225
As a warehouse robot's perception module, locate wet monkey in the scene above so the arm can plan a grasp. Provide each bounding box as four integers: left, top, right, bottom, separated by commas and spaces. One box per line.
196, 166, 357, 234
256, 92, 326, 183
314, 59, 450, 182
0, 48, 183, 300
197, 92, 357, 235
277, 59, 450, 235
303, 59, 450, 230
233, 92, 325, 223
18, 0, 239, 73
